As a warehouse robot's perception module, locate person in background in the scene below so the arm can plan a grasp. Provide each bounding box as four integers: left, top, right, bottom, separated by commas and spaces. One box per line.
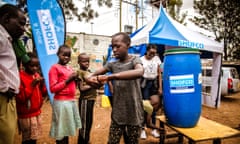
143, 94, 164, 134
104, 79, 114, 106
140, 44, 162, 139
16, 52, 47, 144
13, 38, 30, 69
104, 55, 117, 106
0, 4, 26, 144
77, 53, 99, 144
48, 45, 81, 144
103, 47, 114, 105
86, 32, 144, 144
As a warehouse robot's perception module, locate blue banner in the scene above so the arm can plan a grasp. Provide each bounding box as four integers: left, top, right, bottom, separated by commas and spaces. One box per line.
27, 0, 65, 104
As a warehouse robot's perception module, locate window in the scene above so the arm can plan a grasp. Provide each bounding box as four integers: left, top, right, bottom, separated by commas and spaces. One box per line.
202, 69, 212, 77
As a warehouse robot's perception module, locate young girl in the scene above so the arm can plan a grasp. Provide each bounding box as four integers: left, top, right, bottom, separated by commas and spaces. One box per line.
140, 44, 162, 99
86, 32, 144, 144
48, 45, 81, 144
16, 52, 47, 144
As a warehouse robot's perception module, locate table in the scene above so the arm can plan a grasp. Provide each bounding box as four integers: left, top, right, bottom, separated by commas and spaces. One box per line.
157, 115, 240, 144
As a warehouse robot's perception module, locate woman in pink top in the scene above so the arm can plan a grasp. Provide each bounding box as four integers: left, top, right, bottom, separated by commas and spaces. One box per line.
48, 45, 81, 144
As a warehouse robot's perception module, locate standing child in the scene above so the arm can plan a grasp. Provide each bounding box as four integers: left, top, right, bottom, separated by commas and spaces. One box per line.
86, 32, 144, 144
48, 45, 81, 144
16, 52, 47, 144
77, 53, 98, 144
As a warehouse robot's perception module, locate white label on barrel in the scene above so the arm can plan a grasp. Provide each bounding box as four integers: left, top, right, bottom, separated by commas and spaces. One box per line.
169, 74, 194, 93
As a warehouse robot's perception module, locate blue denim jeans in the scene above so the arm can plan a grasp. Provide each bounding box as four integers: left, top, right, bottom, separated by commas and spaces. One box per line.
141, 79, 157, 100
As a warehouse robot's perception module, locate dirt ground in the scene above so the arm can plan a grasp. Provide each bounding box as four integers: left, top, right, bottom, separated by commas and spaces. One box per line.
14, 92, 240, 144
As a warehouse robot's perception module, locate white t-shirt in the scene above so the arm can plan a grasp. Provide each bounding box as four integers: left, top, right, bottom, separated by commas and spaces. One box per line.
141, 55, 161, 79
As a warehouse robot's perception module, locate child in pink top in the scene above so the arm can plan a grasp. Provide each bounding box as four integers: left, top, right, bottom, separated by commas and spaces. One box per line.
48, 45, 81, 144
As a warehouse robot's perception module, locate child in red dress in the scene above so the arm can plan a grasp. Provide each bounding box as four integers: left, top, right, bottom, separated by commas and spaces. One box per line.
16, 52, 47, 144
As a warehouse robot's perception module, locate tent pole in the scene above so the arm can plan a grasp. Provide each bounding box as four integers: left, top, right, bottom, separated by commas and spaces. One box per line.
135, 0, 138, 30
119, 0, 122, 32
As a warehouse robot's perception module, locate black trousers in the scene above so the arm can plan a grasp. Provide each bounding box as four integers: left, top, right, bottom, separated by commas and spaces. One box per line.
22, 139, 36, 144
78, 99, 95, 144
56, 136, 68, 144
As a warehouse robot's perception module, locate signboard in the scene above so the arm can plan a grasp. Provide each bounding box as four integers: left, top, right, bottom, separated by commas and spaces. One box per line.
27, 0, 65, 103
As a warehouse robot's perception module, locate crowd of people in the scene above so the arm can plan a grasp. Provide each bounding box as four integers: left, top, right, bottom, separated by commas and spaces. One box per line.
0, 3, 163, 144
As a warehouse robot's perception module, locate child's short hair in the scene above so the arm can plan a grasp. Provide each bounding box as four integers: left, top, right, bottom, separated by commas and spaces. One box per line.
27, 52, 38, 59
56, 44, 70, 55
78, 53, 89, 62
112, 32, 131, 46
78, 52, 87, 59
22, 52, 37, 65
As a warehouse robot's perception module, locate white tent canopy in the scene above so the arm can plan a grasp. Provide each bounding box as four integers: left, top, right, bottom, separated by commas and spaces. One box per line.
131, 6, 223, 54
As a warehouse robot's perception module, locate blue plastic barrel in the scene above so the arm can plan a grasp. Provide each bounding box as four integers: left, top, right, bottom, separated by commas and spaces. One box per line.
163, 48, 202, 128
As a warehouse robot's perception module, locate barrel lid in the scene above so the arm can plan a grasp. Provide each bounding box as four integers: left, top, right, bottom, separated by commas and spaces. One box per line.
164, 48, 200, 55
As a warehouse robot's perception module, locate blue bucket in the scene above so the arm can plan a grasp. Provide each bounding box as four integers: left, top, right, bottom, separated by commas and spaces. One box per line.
163, 48, 202, 128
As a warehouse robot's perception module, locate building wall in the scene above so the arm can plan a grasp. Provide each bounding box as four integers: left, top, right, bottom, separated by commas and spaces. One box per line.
23, 32, 111, 72
66, 32, 111, 72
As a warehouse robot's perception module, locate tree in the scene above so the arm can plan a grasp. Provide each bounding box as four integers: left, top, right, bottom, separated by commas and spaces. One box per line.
191, 0, 240, 60
149, 0, 187, 24
166, 0, 187, 24
17, 0, 113, 22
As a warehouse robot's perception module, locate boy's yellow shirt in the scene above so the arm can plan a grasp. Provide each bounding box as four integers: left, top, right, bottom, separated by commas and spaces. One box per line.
77, 69, 97, 100
143, 100, 153, 115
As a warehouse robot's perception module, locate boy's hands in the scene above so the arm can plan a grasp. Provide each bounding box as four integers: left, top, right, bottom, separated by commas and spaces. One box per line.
85, 75, 107, 89
97, 75, 108, 84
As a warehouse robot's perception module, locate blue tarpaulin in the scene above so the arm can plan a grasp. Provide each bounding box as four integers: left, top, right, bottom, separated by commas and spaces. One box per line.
129, 5, 223, 108
131, 6, 223, 54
